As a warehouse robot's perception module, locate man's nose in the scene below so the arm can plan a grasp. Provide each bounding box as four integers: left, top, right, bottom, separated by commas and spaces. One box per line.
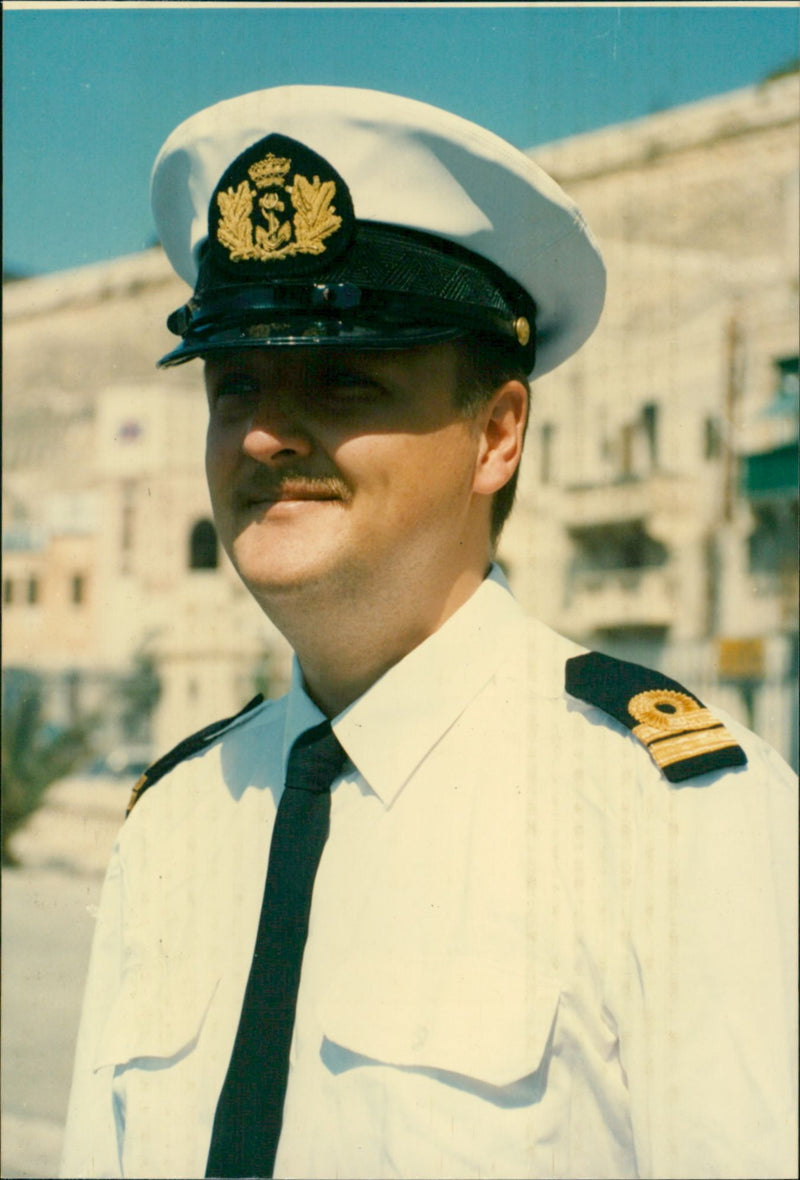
241, 398, 314, 463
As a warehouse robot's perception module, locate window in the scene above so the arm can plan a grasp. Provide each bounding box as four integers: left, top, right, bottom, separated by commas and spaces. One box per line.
121, 503, 135, 552
705, 417, 723, 460
774, 354, 799, 400
189, 519, 218, 570
540, 423, 555, 485
569, 521, 668, 572
71, 574, 86, 605
642, 403, 659, 467
120, 482, 136, 574
619, 423, 635, 477
748, 501, 799, 576
27, 577, 39, 606
121, 481, 137, 550
3, 578, 13, 606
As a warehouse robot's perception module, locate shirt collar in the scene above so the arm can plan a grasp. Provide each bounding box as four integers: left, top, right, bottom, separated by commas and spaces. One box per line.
281, 565, 576, 805
331, 564, 524, 807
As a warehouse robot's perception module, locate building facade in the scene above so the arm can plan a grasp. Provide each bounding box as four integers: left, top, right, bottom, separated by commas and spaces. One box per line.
504, 72, 799, 764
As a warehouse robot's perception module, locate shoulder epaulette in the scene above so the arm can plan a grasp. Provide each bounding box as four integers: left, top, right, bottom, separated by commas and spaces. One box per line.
565, 652, 747, 783
125, 694, 264, 817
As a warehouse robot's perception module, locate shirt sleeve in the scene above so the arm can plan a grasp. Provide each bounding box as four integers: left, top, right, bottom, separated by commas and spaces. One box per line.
60, 846, 125, 1179
615, 729, 798, 1179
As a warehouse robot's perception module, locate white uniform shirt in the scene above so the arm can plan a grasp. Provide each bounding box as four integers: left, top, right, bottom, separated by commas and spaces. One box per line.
61, 569, 797, 1179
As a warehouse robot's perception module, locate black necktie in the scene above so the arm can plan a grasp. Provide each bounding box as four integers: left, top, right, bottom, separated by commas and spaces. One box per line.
206, 720, 347, 1178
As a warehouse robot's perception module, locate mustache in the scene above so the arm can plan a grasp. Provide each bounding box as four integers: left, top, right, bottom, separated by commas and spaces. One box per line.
236, 471, 352, 503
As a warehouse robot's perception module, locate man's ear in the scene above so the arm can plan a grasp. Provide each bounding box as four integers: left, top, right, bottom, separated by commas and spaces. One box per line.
472, 380, 528, 496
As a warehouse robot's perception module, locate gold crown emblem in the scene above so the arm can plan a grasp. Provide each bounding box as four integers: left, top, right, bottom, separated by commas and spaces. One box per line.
248, 153, 292, 189
213, 134, 351, 268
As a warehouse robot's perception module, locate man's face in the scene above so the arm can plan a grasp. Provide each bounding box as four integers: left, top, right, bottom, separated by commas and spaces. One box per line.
204, 343, 491, 613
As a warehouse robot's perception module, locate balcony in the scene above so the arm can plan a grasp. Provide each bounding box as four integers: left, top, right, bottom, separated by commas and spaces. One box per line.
560, 566, 675, 636
561, 473, 702, 533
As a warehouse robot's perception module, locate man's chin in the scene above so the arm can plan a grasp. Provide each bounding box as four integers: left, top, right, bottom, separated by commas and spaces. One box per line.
227, 515, 345, 589
233, 555, 343, 604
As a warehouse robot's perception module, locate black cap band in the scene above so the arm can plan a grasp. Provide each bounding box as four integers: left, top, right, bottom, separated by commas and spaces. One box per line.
159, 222, 536, 368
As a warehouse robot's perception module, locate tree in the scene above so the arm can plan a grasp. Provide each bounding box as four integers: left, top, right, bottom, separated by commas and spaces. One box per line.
116, 650, 161, 743
1, 669, 95, 865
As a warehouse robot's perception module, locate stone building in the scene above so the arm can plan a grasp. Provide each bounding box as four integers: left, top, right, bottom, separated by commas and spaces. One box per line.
3, 253, 292, 756
3, 74, 798, 765
504, 72, 798, 765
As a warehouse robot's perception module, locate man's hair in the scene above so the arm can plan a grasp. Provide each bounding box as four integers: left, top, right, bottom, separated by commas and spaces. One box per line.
454, 336, 531, 546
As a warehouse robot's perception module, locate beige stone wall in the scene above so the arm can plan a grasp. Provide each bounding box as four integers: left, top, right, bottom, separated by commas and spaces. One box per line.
3, 252, 192, 407
533, 75, 799, 263
3, 255, 283, 748
3, 534, 97, 669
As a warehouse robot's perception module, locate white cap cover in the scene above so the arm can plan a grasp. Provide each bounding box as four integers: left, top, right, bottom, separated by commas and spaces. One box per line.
151, 85, 605, 377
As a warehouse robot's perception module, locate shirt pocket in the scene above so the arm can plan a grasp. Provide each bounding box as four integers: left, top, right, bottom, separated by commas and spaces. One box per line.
317, 955, 560, 1092
93, 968, 221, 1072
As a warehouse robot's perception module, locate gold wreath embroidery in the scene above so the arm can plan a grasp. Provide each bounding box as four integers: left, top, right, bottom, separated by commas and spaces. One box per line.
216, 153, 342, 263
627, 688, 740, 769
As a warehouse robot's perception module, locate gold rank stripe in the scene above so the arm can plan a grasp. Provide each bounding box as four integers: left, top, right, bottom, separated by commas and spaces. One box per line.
643, 725, 741, 770
631, 708, 717, 745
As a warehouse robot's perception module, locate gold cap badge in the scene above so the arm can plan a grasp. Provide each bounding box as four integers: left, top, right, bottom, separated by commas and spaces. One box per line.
209, 133, 354, 276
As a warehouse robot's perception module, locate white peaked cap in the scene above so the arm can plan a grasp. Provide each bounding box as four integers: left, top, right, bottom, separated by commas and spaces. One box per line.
151, 85, 605, 377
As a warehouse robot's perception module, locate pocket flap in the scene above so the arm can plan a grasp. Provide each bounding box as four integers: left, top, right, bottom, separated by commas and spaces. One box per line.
94, 970, 220, 1070
319, 956, 559, 1089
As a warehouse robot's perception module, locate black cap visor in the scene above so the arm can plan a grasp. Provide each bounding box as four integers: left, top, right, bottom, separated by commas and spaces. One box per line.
157, 283, 525, 367
159, 223, 536, 369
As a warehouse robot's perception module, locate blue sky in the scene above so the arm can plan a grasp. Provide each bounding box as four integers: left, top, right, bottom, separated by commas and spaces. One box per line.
3, 3, 798, 276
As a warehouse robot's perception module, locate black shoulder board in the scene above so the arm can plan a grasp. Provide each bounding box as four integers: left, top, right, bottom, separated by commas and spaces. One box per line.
565, 652, 747, 783
125, 694, 264, 817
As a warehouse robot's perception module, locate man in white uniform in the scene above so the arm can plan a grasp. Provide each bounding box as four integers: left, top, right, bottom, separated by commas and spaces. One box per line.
61, 86, 797, 1180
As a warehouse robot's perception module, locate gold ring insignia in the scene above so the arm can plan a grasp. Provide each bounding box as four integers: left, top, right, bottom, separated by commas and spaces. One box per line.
628, 689, 704, 731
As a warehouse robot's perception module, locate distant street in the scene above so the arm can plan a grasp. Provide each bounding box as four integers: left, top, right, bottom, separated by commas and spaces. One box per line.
1, 778, 125, 1179
2, 867, 101, 1178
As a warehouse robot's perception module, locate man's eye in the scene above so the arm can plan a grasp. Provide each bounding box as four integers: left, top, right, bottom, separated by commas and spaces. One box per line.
317, 373, 385, 405
212, 375, 257, 402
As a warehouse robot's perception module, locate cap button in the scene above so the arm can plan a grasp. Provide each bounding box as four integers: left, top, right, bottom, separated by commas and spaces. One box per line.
514, 317, 531, 347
